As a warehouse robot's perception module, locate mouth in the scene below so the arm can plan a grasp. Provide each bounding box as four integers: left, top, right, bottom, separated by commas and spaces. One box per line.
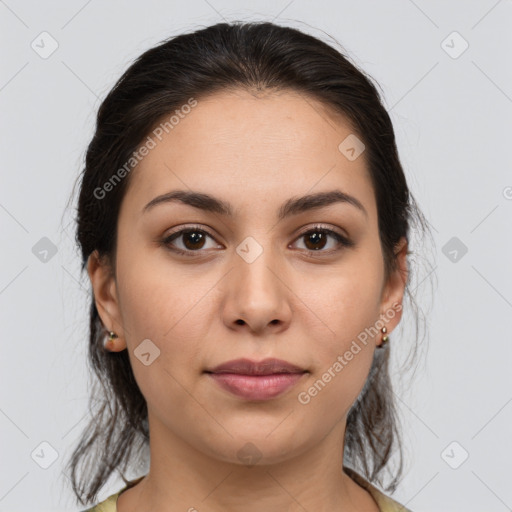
205, 358, 308, 401
205, 357, 306, 375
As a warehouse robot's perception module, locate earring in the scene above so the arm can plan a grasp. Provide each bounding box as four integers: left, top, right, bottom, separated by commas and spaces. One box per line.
378, 327, 389, 348
105, 330, 118, 349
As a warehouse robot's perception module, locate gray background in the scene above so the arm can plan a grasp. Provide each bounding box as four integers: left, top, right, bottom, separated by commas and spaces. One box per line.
1, 1, 511, 511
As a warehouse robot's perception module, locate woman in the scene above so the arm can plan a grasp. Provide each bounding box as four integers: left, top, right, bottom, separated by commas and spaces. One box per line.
68, 20, 430, 512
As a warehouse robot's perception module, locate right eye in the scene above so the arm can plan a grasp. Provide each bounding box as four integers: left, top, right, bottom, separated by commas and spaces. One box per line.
161, 225, 223, 256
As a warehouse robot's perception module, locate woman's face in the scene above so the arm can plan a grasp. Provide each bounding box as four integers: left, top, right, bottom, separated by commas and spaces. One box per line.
89, 88, 407, 466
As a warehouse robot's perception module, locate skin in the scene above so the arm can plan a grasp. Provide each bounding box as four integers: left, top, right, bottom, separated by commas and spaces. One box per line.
88, 88, 408, 512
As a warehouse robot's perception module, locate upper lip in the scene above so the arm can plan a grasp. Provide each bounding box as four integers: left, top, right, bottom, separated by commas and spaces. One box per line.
206, 358, 306, 375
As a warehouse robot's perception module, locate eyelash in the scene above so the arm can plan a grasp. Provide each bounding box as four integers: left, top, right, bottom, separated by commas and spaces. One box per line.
161, 224, 354, 258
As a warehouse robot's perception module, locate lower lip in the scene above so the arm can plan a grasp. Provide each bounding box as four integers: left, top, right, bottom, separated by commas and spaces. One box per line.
207, 372, 306, 400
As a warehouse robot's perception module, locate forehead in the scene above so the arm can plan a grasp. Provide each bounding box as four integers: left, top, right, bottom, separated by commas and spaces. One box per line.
123, 88, 376, 221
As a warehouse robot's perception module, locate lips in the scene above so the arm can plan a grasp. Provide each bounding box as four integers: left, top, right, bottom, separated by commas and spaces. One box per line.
205, 358, 308, 400
206, 358, 306, 376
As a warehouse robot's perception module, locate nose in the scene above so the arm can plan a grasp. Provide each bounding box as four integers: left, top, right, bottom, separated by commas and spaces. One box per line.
222, 245, 292, 335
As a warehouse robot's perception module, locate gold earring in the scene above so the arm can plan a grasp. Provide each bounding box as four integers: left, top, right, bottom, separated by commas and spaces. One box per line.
105, 331, 118, 349
379, 327, 389, 348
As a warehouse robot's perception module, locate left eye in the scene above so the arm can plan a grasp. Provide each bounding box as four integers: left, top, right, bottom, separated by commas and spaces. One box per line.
162, 226, 352, 256
292, 228, 351, 252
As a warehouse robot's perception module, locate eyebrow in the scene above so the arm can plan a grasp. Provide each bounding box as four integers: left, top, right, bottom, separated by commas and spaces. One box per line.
142, 189, 368, 220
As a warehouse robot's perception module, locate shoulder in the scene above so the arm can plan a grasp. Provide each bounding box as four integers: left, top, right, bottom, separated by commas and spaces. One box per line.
82, 476, 145, 512
344, 466, 413, 512
82, 493, 118, 512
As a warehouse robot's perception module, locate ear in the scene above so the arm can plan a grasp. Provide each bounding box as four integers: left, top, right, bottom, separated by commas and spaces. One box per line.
378, 236, 408, 342
87, 250, 127, 352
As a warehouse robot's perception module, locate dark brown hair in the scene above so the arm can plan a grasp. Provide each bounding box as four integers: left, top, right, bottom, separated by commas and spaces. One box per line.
66, 20, 433, 507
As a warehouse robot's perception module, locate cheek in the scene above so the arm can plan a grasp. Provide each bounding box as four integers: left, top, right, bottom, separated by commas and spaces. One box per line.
303, 258, 383, 348
293, 258, 383, 411
294, 288, 379, 433
115, 246, 219, 378
115, 258, 211, 417
116, 238, 198, 338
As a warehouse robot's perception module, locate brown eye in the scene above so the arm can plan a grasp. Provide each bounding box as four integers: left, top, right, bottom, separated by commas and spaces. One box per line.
162, 226, 221, 256
180, 230, 207, 250
303, 231, 328, 251
293, 227, 354, 254
162, 224, 353, 258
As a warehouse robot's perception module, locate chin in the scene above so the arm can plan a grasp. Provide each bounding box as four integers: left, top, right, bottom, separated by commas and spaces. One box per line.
199, 429, 311, 468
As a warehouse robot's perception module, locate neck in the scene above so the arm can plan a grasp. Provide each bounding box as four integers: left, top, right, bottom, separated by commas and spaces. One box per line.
118, 413, 379, 512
